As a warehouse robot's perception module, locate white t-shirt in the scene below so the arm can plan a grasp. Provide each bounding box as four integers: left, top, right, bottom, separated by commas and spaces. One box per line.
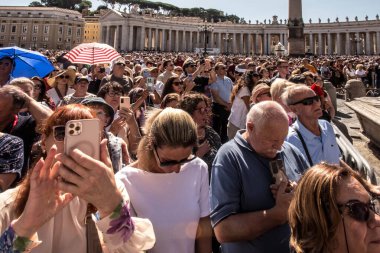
116, 158, 210, 253
46, 87, 75, 106
228, 86, 251, 129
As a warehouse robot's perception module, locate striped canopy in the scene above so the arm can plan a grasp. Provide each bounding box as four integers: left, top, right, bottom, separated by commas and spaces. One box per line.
64, 42, 121, 65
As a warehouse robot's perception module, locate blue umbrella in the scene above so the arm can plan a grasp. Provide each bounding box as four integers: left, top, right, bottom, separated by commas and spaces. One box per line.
0, 46, 54, 78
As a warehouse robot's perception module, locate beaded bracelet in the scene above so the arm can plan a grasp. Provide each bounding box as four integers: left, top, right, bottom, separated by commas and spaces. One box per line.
106, 202, 135, 242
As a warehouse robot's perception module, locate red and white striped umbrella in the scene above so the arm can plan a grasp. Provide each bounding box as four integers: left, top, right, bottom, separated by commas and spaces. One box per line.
64, 42, 121, 65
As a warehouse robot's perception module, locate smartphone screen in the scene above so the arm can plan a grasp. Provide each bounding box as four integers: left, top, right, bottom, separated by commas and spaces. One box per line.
269, 159, 288, 186
142, 70, 151, 78
120, 96, 130, 109
146, 77, 155, 92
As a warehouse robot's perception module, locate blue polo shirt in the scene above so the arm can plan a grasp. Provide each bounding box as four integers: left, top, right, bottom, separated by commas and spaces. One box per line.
286, 120, 341, 166
210, 130, 309, 253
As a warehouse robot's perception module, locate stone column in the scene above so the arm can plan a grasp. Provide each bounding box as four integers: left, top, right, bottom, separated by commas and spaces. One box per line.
247, 33, 252, 55
155, 29, 159, 51
255, 33, 261, 55
114, 26, 119, 50
162, 29, 166, 51
218, 32, 222, 52
140, 26, 145, 50
209, 31, 214, 49
182, 31, 186, 52
336, 33, 341, 55
189, 31, 193, 52
104, 26, 109, 44
377, 32, 380, 55
196, 31, 200, 49
318, 33, 323, 55
346, 32, 350, 55
128, 25, 134, 51
327, 33, 332, 55
309, 33, 314, 54
356, 32, 361, 55
148, 28, 152, 50
175, 30, 179, 52
121, 25, 128, 51
238, 33, 243, 54
366, 32, 371, 55
263, 32, 268, 55
288, 0, 305, 56
231, 33, 236, 54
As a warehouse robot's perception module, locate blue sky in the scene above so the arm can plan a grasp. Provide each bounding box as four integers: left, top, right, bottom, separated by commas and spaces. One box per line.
8, 0, 380, 23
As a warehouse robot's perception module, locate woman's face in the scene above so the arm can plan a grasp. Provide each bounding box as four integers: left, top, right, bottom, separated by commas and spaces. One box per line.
32, 80, 42, 100
334, 176, 380, 253
172, 78, 182, 93
152, 145, 194, 173
104, 88, 123, 111
56, 74, 70, 86
191, 101, 208, 127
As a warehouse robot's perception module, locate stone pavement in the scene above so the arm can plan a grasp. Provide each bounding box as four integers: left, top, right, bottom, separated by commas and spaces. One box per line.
336, 98, 380, 183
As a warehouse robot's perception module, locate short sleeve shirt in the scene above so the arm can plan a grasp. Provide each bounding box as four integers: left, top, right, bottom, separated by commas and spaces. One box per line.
210, 76, 233, 104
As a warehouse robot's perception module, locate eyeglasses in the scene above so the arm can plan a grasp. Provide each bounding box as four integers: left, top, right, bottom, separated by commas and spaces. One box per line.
339, 198, 380, 222
291, 95, 320, 106
153, 145, 196, 167
58, 75, 70, 79
53, 125, 65, 142
107, 91, 123, 97
279, 65, 289, 68
189, 65, 196, 68
33, 85, 42, 90
173, 81, 183, 86
195, 107, 208, 114
115, 63, 125, 66
235, 72, 243, 76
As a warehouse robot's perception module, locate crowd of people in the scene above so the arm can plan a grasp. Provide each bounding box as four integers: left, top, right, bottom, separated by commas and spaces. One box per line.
0, 49, 380, 253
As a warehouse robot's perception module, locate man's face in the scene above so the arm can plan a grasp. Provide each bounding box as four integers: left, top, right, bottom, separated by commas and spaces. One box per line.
73, 80, 89, 94
113, 63, 125, 75
216, 65, 227, 76
0, 58, 13, 78
247, 119, 289, 159
166, 62, 174, 71
290, 89, 323, 121
277, 63, 289, 76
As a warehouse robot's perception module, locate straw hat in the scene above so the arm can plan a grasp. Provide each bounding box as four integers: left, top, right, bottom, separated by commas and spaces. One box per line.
251, 83, 271, 103
47, 68, 76, 87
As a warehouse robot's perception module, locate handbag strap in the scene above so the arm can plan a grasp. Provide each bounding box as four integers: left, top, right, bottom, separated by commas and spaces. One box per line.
293, 127, 314, 166
86, 204, 103, 253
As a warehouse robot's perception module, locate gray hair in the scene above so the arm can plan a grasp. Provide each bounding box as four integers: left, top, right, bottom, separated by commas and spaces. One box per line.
281, 85, 311, 106
246, 101, 288, 130
10, 77, 34, 88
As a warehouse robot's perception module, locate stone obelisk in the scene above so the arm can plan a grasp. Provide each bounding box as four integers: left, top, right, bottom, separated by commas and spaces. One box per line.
288, 0, 305, 56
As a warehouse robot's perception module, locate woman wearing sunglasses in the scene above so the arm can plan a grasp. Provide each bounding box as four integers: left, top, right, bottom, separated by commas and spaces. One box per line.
46, 69, 76, 106
0, 104, 155, 252
161, 76, 183, 99
289, 163, 380, 253
117, 108, 212, 253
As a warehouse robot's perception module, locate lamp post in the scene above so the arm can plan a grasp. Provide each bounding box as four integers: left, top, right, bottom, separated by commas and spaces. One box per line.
198, 19, 214, 57
222, 33, 233, 55
350, 34, 364, 55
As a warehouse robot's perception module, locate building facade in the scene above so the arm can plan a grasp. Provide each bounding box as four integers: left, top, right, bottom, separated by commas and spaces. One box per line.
83, 16, 101, 43
0, 6, 85, 49
100, 9, 380, 55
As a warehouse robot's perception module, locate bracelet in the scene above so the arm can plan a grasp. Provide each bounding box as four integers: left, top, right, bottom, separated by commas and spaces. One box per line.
7, 224, 34, 252
106, 202, 135, 242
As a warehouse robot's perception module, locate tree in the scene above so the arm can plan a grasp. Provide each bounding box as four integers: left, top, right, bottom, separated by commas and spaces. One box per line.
41, 0, 82, 9
29, 1, 44, 6
77, 0, 92, 12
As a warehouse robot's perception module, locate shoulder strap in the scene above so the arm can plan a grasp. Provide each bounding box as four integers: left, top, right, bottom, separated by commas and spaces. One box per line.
293, 128, 313, 166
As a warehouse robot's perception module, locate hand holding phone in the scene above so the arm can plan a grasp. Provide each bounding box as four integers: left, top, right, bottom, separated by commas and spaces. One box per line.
269, 159, 289, 186
64, 119, 100, 160
146, 77, 155, 92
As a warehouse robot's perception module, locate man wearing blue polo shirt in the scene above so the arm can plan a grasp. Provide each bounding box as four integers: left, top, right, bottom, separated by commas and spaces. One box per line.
210, 62, 233, 143
284, 85, 341, 166
210, 101, 309, 253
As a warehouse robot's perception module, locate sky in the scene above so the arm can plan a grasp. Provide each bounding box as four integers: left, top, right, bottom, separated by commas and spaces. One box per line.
7, 0, 380, 23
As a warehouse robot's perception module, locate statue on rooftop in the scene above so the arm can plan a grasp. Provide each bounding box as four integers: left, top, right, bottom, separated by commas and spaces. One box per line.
355, 16, 358, 21
318, 18, 321, 23
309, 18, 312, 24
346, 16, 349, 22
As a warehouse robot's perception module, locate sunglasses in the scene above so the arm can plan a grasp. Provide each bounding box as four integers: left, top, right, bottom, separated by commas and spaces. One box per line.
291, 95, 320, 106
235, 72, 243, 76
339, 198, 380, 222
115, 63, 125, 66
153, 145, 196, 167
58, 75, 70, 79
53, 125, 66, 142
173, 81, 183, 86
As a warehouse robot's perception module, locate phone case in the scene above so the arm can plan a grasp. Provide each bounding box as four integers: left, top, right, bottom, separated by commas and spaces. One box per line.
120, 96, 130, 109
269, 159, 288, 185
64, 119, 100, 160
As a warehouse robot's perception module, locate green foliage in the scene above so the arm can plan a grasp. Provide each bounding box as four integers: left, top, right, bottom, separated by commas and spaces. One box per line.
29, 1, 44, 7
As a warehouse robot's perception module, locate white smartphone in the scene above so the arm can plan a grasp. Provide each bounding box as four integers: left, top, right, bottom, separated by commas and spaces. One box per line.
146, 77, 155, 92
120, 96, 131, 110
64, 119, 100, 160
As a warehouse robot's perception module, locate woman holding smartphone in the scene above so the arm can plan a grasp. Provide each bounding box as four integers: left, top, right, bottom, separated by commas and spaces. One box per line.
0, 104, 155, 253
117, 108, 212, 253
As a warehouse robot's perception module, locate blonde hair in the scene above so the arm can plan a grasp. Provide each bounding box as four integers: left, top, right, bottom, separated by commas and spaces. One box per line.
136, 108, 197, 171
270, 78, 295, 102
289, 163, 373, 253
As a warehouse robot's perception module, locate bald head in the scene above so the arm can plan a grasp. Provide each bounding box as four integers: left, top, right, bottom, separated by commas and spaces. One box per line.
246, 101, 288, 130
